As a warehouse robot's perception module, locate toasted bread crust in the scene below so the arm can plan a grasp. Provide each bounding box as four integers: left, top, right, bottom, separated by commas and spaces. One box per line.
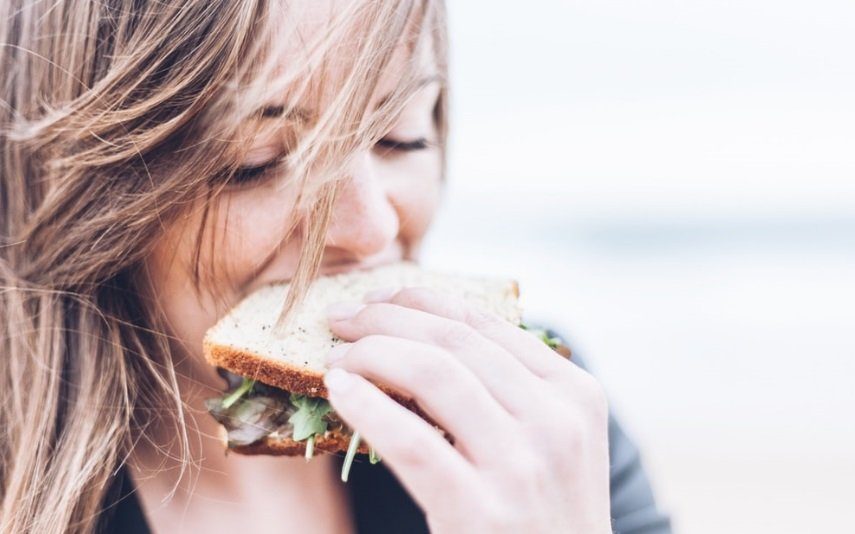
203, 338, 436, 423
204, 338, 329, 397
231, 429, 371, 457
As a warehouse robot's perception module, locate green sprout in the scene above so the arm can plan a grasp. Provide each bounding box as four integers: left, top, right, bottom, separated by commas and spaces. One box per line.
305, 435, 316, 461
221, 377, 255, 409
341, 432, 361, 482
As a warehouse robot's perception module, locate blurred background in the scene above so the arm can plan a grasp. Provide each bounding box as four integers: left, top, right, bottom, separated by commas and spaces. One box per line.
420, 1, 855, 533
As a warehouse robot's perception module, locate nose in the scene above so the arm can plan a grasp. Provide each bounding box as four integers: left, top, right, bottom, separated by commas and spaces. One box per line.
324, 151, 399, 259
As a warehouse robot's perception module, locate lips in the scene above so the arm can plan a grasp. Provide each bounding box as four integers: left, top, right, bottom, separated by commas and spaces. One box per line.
317, 257, 390, 277
263, 240, 406, 285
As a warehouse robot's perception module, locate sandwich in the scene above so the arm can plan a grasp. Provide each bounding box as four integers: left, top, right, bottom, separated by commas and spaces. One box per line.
203, 261, 569, 481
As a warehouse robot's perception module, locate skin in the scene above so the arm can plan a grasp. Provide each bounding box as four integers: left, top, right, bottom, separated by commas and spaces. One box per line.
135, 2, 611, 533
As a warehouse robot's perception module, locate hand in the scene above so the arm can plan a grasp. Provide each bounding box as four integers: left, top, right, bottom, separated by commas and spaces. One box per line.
323, 287, 612, 534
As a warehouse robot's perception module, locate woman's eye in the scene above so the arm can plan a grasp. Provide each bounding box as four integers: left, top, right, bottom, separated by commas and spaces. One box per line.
375, 136, 430, 153
230, 160, 280, 186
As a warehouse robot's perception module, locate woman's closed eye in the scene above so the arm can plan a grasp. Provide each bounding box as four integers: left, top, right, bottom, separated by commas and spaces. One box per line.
229, 135, 431, 187
375, 136, 431, 153
229, 158, 284, 186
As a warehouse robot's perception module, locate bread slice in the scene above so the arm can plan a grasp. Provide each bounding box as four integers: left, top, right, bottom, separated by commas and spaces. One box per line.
204, 261, 521, 399
203, 261, 522, 456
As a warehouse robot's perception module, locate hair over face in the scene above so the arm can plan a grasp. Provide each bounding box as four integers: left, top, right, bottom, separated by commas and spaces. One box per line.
0, 1, 447, 531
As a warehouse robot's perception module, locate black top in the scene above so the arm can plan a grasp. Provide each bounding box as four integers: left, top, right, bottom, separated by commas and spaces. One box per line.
98, 353, 672, 534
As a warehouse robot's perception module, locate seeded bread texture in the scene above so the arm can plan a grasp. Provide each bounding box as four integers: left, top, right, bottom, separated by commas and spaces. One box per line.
203, 261, 522, 400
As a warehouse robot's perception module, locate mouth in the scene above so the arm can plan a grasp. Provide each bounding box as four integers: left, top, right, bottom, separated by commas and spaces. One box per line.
267, 241, 408, 286
318, 258, 389, 277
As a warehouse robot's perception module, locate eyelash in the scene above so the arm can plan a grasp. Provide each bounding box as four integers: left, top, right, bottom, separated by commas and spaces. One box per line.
229, 159, 283, 186
229, 137, 430, 187
375, 136, 430, 152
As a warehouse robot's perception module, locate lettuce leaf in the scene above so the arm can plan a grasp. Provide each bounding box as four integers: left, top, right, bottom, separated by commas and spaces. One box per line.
288, 394, 332, 441
520, 322, 564, 350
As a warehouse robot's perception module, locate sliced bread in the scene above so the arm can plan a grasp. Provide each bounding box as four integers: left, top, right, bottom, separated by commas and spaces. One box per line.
203, 261, 522, 401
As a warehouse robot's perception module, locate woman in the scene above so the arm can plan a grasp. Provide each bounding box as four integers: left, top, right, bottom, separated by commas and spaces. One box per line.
0, 1, 671, 533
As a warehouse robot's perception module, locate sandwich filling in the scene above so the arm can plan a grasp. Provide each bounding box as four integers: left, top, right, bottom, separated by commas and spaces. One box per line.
205, 371, 376, 481
205, 324, 566, 479
205, 375, 345, 448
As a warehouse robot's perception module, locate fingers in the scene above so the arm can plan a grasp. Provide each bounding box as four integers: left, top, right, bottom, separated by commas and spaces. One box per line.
327, 301, 542, 417
365, 286, 575, 382
327, 335, 517, 461
323, 368, 481, 511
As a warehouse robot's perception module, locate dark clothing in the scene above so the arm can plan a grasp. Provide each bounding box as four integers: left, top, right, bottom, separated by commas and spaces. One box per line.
99, 453, 429, 534
99, 349, 672, 534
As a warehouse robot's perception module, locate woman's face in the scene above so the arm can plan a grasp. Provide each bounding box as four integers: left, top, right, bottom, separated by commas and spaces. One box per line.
144, 8, 442, 372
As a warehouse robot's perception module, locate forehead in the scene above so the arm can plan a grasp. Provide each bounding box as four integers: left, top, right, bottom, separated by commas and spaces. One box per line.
264, 0, 438, 112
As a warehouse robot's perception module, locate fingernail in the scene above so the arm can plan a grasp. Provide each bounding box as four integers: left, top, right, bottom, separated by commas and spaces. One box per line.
363, 286, 398, 303
326, 343, 351, 364
326, 302, 364, 321
324, 368, 354, 394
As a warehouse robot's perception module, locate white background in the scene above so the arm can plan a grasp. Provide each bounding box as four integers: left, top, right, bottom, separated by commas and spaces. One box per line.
421, 2, 855, 533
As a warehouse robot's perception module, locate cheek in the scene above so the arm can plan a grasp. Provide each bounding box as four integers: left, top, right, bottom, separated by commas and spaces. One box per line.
144, 204, 225, 360
211, 183, 303, 287
144, 184, 302, 357
382, 150, 443, 242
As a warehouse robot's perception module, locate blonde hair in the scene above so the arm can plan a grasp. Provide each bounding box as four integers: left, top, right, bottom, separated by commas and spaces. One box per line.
0, 1, 447, 532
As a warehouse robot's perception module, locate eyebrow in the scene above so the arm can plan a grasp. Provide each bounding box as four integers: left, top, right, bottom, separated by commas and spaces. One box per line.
254, 74, 442, 121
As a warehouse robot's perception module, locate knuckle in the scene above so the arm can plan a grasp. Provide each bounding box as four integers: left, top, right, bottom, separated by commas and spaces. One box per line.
395, 286, 433, 307
356, 333, 388, 351
508, 451, 546, 483
390, 436, 433, 469
340, 376, 373, 411
438, 321, 478, 349
555, 413, 586, 452
576, 371, 609, 417
533, 419, 588, 479
415, 349, 459, 390
477, 495, 529, 531
524, 395, 594, 459
346, 335, 383, 362
526, 388, 566, 423
360, 301, 397, 327
484, 508, 518, 531
464, 306, 500, 331
344, 305, 370, 333
485, 443, 546, 491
